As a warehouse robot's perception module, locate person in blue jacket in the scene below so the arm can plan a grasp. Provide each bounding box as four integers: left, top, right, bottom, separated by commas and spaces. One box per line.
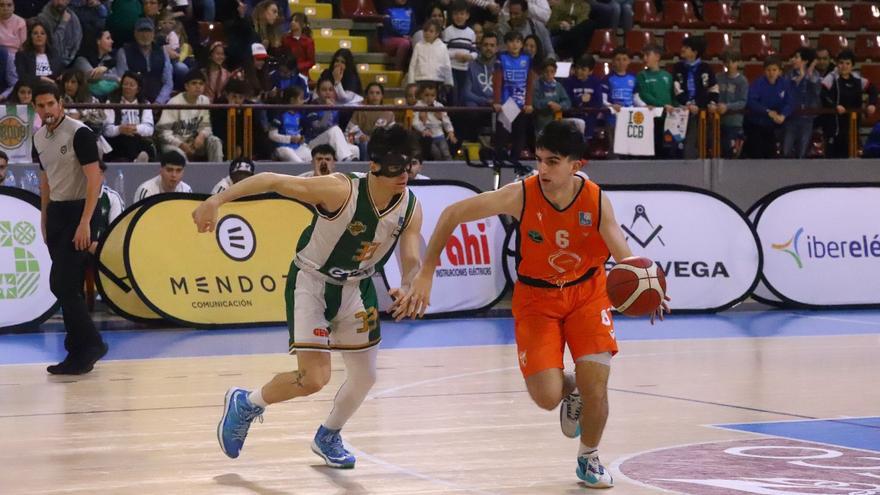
744, 56, 792, 159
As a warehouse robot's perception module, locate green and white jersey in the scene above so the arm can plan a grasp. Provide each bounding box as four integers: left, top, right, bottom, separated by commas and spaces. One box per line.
294, 174, 418, 283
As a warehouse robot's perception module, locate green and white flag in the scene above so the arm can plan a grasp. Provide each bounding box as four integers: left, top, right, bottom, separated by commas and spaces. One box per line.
0, 105, 35, 164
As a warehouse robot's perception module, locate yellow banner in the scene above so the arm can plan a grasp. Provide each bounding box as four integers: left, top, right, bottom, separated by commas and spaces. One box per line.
126, 197, 313, 327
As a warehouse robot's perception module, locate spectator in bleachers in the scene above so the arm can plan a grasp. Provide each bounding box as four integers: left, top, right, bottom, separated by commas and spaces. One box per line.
7, 79, 42, 130
522, 34, 545, 76
319, 48, 362, 97
603, 46, 640, 158
282, 12, 314, 76
71, 0, 108, 46
243, 42, 273, 100
298, 143, 335, 176
104, 70, 155, 162
411, 3, 446, 45
444, 0, 476, 104
672, 36, 718, 159
0, 149, 12, 185
211, 156, 254, 194
15, 20, 64, 85
106, 0, 143, 47
462, 30, 496, 141
116, 17, 173, 104
588, 0, 631, 35
133, 150, 192, 200
497, 0, 555, 60
61, 69, 112, 137
73, 29, 120, 99
201, 41, 231, 101
547, 0, 595, 62
157, 69, 224, 161
212, 77, 272, 158
157, 9, 191, 88
270, 85, 312, 162
406, 20, 453, 91
382, 0, 416, 71
251, 0, 283, 59
37, 0, 83, 66
493, 30, 533, 164
716, 51, 747, 159
347, 82, 395, 160
304, 77, 359, 161
245, 0, 290, 31
821, 49, 878, 158
564, 54, 604, 141
500, 0, 550, 24
413, 82, 456, 160
221, 0, 259, 71
472, 20, 484, 45
784, 47, 821, 159
141, 0, 161, 26
814, 48, 834, 78
394, 81, 419, 125
0, 0, 27, 55
271, 55, 309, 99
532, 57, 570, 135
637, 44, 674, 158
743, 56, 790, 159
464, 0, 500, 26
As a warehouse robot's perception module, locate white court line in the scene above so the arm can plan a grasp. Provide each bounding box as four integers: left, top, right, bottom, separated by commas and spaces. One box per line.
711, 415, 880, 426
702, 424, 880, 455
366, 366, 519, 400
794, 313, 880, 327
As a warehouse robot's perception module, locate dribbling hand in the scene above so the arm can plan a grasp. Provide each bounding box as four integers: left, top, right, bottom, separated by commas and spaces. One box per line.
192, 199, 220, 233
390, 271, 432, 321
650, 295, 671, 325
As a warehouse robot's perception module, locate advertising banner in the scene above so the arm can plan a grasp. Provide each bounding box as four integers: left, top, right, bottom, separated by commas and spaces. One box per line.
380, 182, 509, 315
0, 187, 57, 330
125, 194, 314, 327
96, 205, 164, 323
0, 105, 35, 163
754, 184, 880, 308
746, 201, 783, 305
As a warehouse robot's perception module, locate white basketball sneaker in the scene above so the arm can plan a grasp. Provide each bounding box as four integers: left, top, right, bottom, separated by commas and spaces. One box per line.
576, 453, 614, 488
560, 391, 582, 438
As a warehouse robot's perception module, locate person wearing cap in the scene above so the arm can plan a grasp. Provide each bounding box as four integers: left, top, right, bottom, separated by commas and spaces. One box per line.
156, 69, 224, 162
194, 124, 425, 470
116, 17, 173, 104
242, 42, 273, 101
133, 150, 192, 201
212, 157, 255, 194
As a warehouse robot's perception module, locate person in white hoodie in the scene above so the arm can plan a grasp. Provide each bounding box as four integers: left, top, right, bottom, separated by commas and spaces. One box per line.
406, 19, 453, 89
156, 69, 224, 162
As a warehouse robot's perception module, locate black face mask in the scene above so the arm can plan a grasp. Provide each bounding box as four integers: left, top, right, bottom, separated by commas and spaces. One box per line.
370, 152, 413, 177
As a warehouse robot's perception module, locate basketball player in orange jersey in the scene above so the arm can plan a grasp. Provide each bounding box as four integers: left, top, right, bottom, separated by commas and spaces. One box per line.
393, 120, 668, 489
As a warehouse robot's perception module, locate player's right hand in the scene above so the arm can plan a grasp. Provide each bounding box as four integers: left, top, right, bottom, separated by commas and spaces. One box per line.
192, 199, 220, 233
391, 271, 433, 321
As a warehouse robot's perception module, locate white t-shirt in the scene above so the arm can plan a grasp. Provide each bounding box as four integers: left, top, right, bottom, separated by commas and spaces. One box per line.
102, 184, 125, 224
211, 176, 232, 194
613, 107, 662, 156
134, 175, 192, 201
35, 53, 51, 76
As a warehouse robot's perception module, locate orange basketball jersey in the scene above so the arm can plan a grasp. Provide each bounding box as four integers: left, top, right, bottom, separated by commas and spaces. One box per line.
516, 175, 610, 286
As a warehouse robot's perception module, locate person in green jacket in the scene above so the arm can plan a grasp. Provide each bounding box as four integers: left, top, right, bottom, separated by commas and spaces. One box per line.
533, 58, 572, 134
636, 44, 674, 158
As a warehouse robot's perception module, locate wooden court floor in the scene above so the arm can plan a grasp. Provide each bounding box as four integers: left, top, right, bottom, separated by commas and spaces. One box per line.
1, 312, 879, 494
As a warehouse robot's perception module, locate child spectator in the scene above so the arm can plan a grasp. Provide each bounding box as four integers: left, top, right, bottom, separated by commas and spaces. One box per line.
8, 79, 41, 131
202, 41, 232, 101
0, 0, 26, 55
636, 44, 674, 158
304, 77, 360, 161
156, 69, 224, 162
603, 47, 641, 157
347, 82, 395, 160
282, 13, 314, 76
672, 36, 719, 159
493, 30, 534, 164
406, 20, 453, 90
104, 71, 155, 163
715, 52, 748, 159
784, 47, 821, 158
382, 0, 415, 71
743, 56, 791, 159
60, 69, 112, 140
564, 54, 604, 140
532, 58, 571, 134
821, 49, 877, 158
270, 85, 312, 162
212, 78, 272, 159
271, 55, 309, 98
412, 3, 445, 45
395, 81, 419, 125
319, 48, 362, 97
443, 0, 476, 103
244, 42, 274, 101
157, 10, 190, 88
412, 82, 456, 160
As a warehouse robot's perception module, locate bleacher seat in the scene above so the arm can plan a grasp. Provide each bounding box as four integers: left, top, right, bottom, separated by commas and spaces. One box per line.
779, 33, 811, 58
850, 3, 880, 31
704, 31, 733, 59
661, 0, 704, 28
813, 3, 848, 30
703, 2, 738, 29
198, 21, 225, 44
776, 3, 815, 30
626, 30, 658, 56
743, 63, 765, 83
738, 3, 775, 29
593, 61, 611, 78
663, 31, 690, 58
741, 32, 775, 60
855, 34, 880, 61
589, 29, 618, 58
627, 61, 647, 74
634, 0, 663, 27
817, 34, 849, 57
861, 64, 880, 86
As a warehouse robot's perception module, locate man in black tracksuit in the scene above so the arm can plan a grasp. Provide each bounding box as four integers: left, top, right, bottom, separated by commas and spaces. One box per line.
821, 49, 878, 158
672, 36, 720, 159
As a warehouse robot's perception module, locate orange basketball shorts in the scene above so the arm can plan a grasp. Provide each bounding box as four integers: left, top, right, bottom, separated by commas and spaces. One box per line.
511, 274, 619, 377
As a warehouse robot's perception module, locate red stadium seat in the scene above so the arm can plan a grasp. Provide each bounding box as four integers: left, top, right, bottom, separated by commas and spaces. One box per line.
817, 34, 850, 57
704, 31, 733, 59
626, 30, 658, 56
589, 29, 618, 58
740, 32, 775, 60
634, 0, 663, 27
813, 3, 848, 30
627, 61, 647, 75
743, 63, 765, 83
779, 33, 812, 58
855, 34, 880, 61
850, 3, 880, 31
662, 0, 704, 28
593, 60, 611, 79
663, 31, 690, 58
703, 1, 738, 29
340, 0, 384, 21
776, 3, 816, 30
861, 64, 880, 87
738, 3, 775, 29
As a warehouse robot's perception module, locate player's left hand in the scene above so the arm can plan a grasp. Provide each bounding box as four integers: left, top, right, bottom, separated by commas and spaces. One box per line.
73, 222, 91, 251
650, 295, 671, 325
192, 198, 220, 233
390, 271, 432, 321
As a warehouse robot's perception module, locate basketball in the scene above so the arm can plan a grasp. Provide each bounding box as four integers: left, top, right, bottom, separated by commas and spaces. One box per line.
606, 257, 666, 316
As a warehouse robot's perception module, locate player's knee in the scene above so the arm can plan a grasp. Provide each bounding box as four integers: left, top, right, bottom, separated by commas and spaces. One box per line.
531, 390, 563, 411
299, 367, 332, 394
580, 386, 608, 407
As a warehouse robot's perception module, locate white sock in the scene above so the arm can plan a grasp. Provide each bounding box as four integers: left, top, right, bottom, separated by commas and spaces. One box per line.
579, 443, 598, 457
323, 346, 378, 430
248, 388, 269, 408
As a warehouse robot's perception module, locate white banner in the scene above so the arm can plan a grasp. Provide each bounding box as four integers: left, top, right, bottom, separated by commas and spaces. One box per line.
747, 202, 782, 304
613, 107, 661, 156
0, 187, 57, 330
754, 186, 880, 307
380, 182, 508, 314
605, 188, 761, 311
0, 105, 35, 164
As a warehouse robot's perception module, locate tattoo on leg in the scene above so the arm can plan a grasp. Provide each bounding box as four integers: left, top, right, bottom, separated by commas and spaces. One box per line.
292, 370, 307, 388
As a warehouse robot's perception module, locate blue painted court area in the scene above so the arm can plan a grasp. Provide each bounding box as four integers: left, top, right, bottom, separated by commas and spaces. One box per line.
717, 417, 880, 453
1, 309, 878, 365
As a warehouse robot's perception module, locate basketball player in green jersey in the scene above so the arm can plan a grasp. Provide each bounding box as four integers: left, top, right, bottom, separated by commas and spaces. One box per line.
192, 125, 423, 468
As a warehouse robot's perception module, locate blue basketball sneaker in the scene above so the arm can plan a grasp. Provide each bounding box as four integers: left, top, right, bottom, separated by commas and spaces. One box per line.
217, 387, 264, 459
560, 391, 582, 438
577, 453, 614, 488
311, 425, 356, 468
